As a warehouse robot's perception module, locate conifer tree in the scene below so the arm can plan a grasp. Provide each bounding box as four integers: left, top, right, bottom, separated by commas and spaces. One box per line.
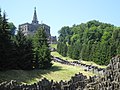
15, 30, 34, 70
33, 26, 52, 69
0, 10, 14, 70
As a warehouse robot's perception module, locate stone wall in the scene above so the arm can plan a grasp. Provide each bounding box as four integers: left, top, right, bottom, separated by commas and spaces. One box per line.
84, 55, 120, 90
53, 56, 105, 75
0, 73, 87, 90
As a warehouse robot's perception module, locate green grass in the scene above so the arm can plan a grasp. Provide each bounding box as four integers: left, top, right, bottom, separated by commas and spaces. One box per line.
41, 62, 95, 81
51, 52, 77, 62
0, 62, 95, 84
50, 44, 57, 49
51, 51, 106, 68
0, 49, 105, 84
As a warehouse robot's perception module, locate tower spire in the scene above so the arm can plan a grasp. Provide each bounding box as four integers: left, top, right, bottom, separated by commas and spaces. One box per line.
32, 7, 39, 24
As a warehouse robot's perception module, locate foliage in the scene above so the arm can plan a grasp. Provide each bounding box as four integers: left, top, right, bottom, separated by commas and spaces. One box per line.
8, 22, 16, 35
57, 20, 120, 65
0, 10, 15, 70
14, 30, 34, 70
33, 26, 52, 69
0, 9, 52, 70
57, 42, 68, 57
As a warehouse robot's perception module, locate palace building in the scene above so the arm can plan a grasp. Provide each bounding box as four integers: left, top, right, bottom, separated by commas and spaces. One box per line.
19, 7, 57, 44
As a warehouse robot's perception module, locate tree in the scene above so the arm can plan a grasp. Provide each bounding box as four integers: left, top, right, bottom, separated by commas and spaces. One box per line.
15, 30, 34, 70
8, 22, 16, 35
33, 26, 52, 69
0, 10, 15, 70
57, 42, 68, 57
57, 20, 119, 65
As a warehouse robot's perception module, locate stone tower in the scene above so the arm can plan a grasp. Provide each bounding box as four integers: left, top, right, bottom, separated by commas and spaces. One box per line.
32, 7, 39, 25
19, 7, 57, 44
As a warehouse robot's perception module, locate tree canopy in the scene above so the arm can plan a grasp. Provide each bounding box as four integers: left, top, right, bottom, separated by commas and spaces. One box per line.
57, 20, 120, 65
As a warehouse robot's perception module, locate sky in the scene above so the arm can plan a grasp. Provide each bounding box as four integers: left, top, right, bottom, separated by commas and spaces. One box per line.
0, 0, 120, 36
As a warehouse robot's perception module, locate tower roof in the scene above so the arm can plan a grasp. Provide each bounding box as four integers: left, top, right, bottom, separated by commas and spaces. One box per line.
32, 7, 39, 24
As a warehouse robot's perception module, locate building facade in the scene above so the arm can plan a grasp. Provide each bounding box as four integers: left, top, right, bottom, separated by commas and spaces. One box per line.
19, 7, 57, 43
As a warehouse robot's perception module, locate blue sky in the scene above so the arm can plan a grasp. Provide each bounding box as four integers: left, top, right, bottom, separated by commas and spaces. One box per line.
0, 0, 120, 36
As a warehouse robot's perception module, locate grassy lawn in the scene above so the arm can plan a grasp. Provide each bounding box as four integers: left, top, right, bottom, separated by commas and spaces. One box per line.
51, 51, 106, 68
50, 44, 57, 49
41, 62, 95, 81
0, 45, 105, 84
0, 62, 95, 84
51, 52, 77, 62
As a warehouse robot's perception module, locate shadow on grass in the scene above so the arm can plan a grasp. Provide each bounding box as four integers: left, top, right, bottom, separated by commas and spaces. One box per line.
0, 65, 62, 84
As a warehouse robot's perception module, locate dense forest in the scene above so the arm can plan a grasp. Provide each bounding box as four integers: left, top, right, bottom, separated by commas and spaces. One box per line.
0, 9, 52, 70
57, 20, 120, 65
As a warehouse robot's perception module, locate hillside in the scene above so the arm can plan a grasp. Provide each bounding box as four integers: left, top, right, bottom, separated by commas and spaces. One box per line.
0, 55, 119, 90
57, 20, 120, 65
51, 51, 106, 68
0, 61, 96, 84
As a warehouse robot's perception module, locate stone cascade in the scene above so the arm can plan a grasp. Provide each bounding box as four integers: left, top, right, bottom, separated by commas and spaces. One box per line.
85, 55, 120, 90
